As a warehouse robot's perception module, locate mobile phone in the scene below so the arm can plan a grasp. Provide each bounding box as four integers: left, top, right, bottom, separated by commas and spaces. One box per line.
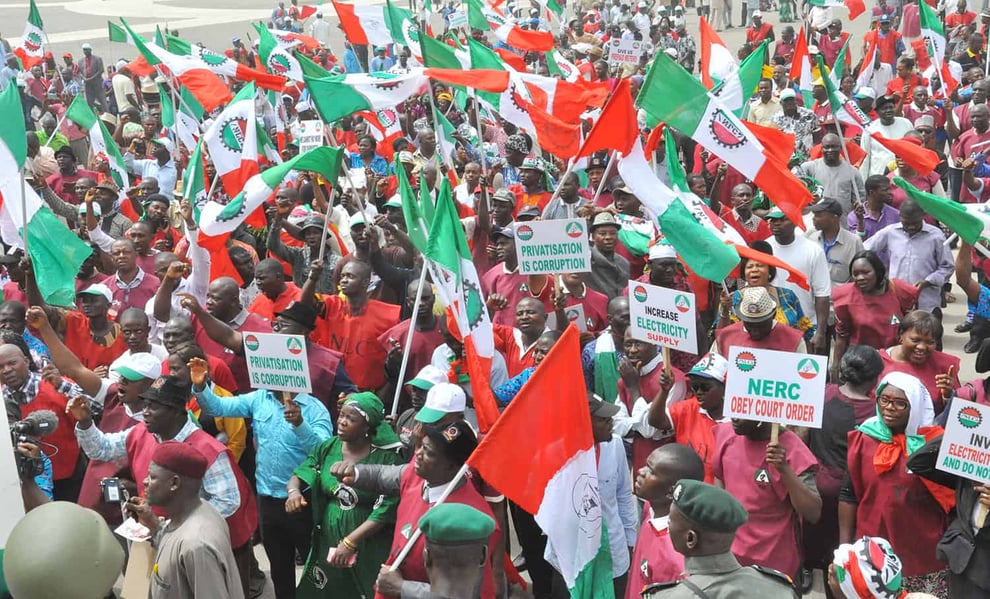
101, 477, 122, 503
326, 547, 357, 567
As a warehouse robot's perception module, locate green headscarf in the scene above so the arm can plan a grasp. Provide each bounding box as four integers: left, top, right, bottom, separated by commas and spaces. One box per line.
343, 392, 401, 449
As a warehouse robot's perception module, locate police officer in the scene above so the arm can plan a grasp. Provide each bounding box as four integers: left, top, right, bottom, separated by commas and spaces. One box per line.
643, 479, 798, 598
418, 503, 496, 599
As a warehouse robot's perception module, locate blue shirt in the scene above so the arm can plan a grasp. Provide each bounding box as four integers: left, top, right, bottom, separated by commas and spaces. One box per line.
350, 152, 390, 177
194, 384, 333, 498
21, 331, 50, 367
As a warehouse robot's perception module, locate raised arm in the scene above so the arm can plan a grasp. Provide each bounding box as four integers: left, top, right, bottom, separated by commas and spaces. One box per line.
178, 293, 244, 353
25, 307, 102, 396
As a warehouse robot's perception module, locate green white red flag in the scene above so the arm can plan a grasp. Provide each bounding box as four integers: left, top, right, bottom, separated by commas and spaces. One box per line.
0, 85, 92, 307
255, 23, 304, 81
638, 54, 813, 228
808, 0, 865, 19
13, 0, 45, 69
202, 83, 261, 198
64, 95, 130, 195
331, 1, 395, 47
465, 0, 554, 51
164, 33, 287, 91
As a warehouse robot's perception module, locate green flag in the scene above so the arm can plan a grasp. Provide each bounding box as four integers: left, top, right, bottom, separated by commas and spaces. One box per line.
399, 161, 430, 252
893, 177, 984, 244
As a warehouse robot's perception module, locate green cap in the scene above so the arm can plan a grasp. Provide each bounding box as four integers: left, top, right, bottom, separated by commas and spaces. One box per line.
671, 479, 748, 533
419, 503, 495, 544
764, 206, 786, 220
383, 196, 403, 209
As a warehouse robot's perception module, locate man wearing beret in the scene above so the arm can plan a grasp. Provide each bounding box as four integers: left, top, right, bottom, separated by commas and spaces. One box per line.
419, 503, 496, 598
643, 479, 798, 598
126, 442, 244, 599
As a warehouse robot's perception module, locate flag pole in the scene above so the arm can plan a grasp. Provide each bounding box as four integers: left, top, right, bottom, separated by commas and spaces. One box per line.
471, 92, 489, 182
19, 173, 29, 255
42, 112, 69, 149
387, 463, 471, 570
389, 266, 429, 417
314, 180, 339, 262
830, 119, 863, 206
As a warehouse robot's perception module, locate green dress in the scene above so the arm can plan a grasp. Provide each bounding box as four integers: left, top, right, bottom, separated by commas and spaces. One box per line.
294, 438, 402, 599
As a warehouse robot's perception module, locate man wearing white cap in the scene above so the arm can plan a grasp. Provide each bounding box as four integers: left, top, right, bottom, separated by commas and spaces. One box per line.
394, 365, 447, 455
770, 88, 819, 155
111, 61, 138, 113
746, 11, 775, 44
124, 136, 176, 197
80, 43, 105, 109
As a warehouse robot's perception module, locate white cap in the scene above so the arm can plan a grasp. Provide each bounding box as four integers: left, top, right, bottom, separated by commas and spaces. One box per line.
112, 352, 163, 381
77, 283, 112, 303
406, 365, 448, 390
687, 352, 729, 383
753, 9, 762, 16
779, 88, 797, 100
82, 43, 93, 50
415, 382, 467, 423
148, 137, 174, 153
648, 242, 677, 260
296, 99, 313, 113
115, 59, 128, 70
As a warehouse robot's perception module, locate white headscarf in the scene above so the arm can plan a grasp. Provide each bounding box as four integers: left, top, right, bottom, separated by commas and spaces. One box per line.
875, 371, 935, 436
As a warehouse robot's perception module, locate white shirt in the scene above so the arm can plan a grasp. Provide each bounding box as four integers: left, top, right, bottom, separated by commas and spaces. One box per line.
124, 153, 178, 198
860, 117, 914, 177
766, 234, 832, 325
308, 18, 333, 47
612, 353, 688, 439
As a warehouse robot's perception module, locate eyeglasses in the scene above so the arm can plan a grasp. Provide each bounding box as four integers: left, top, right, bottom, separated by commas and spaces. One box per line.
877, 396, 910, 411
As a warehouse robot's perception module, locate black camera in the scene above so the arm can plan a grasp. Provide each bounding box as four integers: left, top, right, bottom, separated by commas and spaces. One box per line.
10, 410, 58, 480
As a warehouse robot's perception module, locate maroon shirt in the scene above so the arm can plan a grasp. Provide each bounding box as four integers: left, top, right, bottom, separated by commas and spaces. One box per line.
102, 269, 161, 318
45, 168, 99, 205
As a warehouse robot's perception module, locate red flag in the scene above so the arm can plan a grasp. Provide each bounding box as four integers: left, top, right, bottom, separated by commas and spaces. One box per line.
872, 133, 940, 175
698, 18, 730, 89
575, 78, 637, 157
424, 68, 511, 92
911, 38, 932, 71
516, 94, 581, 159
846, 0, 866, 19
643, 123, 665, 159
732, 242, 810, 291
745, 120, 796, 166
466, 325, 589, 513
809, 139, 867, 166
494, 48, 527, 71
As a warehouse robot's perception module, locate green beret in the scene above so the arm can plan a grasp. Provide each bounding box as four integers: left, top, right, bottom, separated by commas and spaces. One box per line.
672, 479, 748, 533
419, 504, 495, 545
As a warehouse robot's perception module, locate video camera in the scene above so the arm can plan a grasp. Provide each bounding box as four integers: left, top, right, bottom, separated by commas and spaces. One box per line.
10, 409, 58, 480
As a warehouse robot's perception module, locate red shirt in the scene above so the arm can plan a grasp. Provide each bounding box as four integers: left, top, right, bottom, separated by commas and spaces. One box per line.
493, 324, 539, 378
62, 310, 128, 371
669, 396, 724, 483
480, 264, 553, 327
191, 311, 270, 393
720, 209, 772, 246
313, 295, 401, 391
564, 285, 609, 333
3, 282, 26, 304
507, 185, 553, 217
946, 10, 977, 28
247, 283, 301, 322
377, 319, 444, 385
879, 348, 959, 414
746, 22, 774, 44
45, 168, 99, 205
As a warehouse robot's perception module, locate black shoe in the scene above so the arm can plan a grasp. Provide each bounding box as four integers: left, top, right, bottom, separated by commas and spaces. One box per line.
956, 321, 975, 333
798, 567, 814, 594
966, 337, 983, 353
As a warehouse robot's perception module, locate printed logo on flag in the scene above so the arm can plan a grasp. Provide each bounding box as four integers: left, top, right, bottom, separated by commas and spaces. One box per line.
286, 337, 304, 355
632, 285, 648, 303
463, 279, 486, 330
403, 20, 420, 43
570, 473, 603, 537
199, 49, 229, 67
675, 294, 691, 313
215, 192, 248, 222
565, 221, 584, 238
268, 53, 293, 76
959, 406, 984, 429
516, 225, 534, 240
245, 334, 261, 351
24, 32, 43, 52
220, 117, 248, 153
709, 110, 746, 149
377, 108, 399, 128
796, 358, 820, 380
735, 351, 757, 372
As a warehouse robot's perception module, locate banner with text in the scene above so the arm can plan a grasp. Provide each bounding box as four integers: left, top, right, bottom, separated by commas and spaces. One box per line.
936, 398, 990, 483
297, 120, 326, 153
515, 218, 592, 275
607, 38, 655, 65
724, 346, 826, 428
628, 281, 698, 353
244, 332, 312, 393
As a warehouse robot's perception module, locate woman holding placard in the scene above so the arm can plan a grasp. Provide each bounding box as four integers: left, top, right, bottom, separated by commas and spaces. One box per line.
839, 372, 953, 596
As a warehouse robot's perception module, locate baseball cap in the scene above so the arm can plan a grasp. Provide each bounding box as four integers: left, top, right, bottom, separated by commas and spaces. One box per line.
589, 394, 620, 418
77, 283, 112, 303
519, 155, 544, 171
875, 94, 900, 108
139, 375, 191, 409
491, 225, 515, 240
415, 382, 467, 423
112, 352, 163, 382
148, 137, 174, 153
81, 43, 93, 50
752, 9, 762, 17
779, 88, 797, 100
854, 86, 877, 100
734, 286, 778, 323
299, 215, 325, 231
383, 196, 403, 209
810, 198, 843, 216
765, 206, 786, 219
406, 365, 447, 391
687, 353, 729, 383
879, 14, 891, 22
491, 188, 517, 205
517, 206, 541, 220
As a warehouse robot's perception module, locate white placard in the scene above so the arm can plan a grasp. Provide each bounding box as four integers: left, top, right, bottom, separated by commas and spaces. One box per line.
936, 398, 990, 483
607, 38, 655, 65
724, 346, 827, 428
243, 332, 313, 394
297, 120, 325, 153
627, 281, 698, 354
448, 9, 468, 28
546, 303, 588, 332
514, 218, 592, 275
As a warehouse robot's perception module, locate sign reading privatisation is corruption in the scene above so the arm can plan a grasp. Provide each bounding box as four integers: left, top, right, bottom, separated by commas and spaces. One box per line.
243, 332, 312, 394
627, 281, 698, 354
936, 398, 990, 483
724, 346, 826, 428
514, 218, 592, 275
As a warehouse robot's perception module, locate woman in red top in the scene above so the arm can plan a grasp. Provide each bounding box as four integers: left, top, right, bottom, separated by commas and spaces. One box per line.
879, 310, 959, 415
832, 251, 919, 380
838, 372, 952, 595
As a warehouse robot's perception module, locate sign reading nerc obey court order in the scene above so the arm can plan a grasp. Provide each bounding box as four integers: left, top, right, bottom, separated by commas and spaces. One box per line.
724, 346, 826, 428
936, 398, 990, 484
244, 332, 312, 394
514, 218, 592, 274
628, 281, 698, 354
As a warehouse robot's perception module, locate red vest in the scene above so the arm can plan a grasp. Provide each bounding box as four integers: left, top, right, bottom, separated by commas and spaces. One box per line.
125, 424, 259, 548
626, 509, 685, 599
78, 389, 140, 523
20, 381, 78, 480
715, 322, 804, 358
